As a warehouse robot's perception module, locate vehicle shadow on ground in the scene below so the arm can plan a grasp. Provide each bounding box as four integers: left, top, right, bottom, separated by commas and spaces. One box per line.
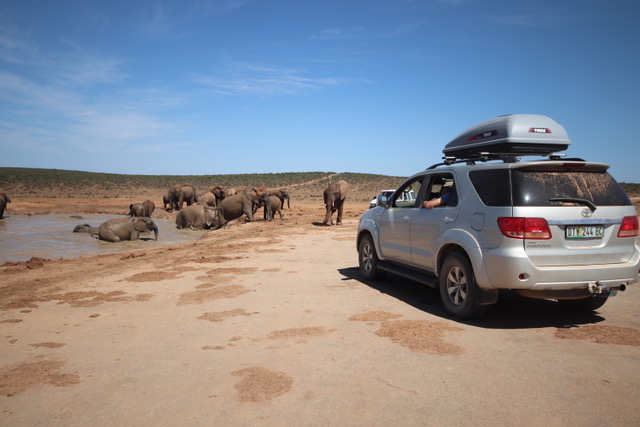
338, 267, 605, 330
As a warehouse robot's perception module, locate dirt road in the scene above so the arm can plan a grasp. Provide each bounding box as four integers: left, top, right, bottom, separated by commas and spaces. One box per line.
1, 199, 640, 426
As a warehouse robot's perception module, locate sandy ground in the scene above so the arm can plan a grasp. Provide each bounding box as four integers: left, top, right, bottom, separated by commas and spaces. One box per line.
1, 197, 640, 426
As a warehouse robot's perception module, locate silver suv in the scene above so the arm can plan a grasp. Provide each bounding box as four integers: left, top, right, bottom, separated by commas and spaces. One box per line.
357, 114, 639, 318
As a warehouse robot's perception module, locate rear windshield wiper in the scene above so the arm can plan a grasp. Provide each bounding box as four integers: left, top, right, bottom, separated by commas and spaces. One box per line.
549, 197, 596, 212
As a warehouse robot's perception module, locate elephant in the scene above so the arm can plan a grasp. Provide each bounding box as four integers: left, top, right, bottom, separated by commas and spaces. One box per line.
167, 183, 197, 211
163, 192, 171, 211
176, 205, 221, 230
263, 195, 285, 220
97, 217, 158, 242
0, 192, 10, 219
216, 186, 272, 227
128, 203, 146, 217
197, 191, 217, 207
322, 180, 348, 225
142, 200, 155, 217
269, 189, 291, 210
73, 223, 99, 234
207, 185, 229, 205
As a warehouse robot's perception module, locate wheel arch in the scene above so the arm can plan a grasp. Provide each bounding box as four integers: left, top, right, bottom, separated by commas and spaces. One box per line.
357, 220, 383, 260
436, 229, 491, 288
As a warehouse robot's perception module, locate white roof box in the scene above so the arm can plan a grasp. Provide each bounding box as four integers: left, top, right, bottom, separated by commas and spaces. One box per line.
443, 114, 571, 158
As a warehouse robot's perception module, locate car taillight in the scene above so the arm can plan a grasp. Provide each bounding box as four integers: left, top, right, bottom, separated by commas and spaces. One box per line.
498, 217, 552, 239
618, 216, 639, 238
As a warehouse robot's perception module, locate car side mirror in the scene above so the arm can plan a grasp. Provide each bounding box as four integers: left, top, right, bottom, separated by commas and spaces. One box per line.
378, 195, 389, 207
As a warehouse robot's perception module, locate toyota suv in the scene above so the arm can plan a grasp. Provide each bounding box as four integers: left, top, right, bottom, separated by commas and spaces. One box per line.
357, 114, 639, 318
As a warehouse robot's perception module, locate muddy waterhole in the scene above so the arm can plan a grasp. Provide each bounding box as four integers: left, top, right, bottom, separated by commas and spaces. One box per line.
0, 214, 205, 263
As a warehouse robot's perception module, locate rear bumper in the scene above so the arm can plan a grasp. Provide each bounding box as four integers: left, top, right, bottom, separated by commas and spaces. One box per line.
479, 249, 640, 292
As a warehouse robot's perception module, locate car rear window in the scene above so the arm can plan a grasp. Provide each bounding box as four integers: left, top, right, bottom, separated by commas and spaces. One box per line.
469, 168, 631, 207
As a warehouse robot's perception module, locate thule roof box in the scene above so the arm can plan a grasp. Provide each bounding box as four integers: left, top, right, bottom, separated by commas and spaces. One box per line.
443, 114, 571, 159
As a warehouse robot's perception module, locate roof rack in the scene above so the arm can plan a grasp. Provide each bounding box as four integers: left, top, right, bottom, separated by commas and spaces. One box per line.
427, 152, 585, 170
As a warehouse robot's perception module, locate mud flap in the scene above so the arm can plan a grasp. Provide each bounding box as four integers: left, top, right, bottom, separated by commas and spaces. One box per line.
475, 288, 499, 305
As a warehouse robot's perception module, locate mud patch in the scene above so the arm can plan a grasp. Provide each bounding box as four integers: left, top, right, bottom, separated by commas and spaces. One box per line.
177, 285, 250, 305
0, 360, 80, 396
267, 326, 336, 339
198, 309, 255, 322
231, 367, 294, 402
375, 319, 466, 356
1, 257, 48, 271
120, 252, 146, 260
206, 267, 258, 275
196, 275, 236, 285
202, 345, 225, 350
0, 319, 23, 324
125, 271, 181, 282
194, 255, 245, 264
39, 291, 153, 308
29, 342, 66, 349
349, 311, 403, 322
554, 325, 640, 346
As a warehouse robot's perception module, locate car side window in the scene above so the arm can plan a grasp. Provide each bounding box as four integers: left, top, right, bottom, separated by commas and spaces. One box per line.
392, 177, 423, 208
423, 174, 457, 208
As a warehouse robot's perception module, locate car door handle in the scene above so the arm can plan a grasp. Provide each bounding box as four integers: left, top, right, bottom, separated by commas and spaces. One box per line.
403, 216, 412, 222
442, 216, 454, 224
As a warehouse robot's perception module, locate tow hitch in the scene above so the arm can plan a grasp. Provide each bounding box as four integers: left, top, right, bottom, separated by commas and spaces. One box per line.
588, 282, 627, 297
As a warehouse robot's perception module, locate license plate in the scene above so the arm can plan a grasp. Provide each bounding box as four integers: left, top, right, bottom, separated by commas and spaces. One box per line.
565, 225, 604, 239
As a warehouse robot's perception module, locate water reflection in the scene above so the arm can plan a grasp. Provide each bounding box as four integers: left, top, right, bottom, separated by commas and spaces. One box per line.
0, 214, 206, 263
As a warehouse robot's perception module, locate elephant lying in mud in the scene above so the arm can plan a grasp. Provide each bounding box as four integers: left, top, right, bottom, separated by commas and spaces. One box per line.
0, 192, 10, 219
97, 217, 158, 242
73, 223, 99, 235
176, 205, 220, 230
323, 180, 348, 225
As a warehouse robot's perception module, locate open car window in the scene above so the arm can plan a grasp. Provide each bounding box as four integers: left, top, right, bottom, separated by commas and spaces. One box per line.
424, 174, 457, 207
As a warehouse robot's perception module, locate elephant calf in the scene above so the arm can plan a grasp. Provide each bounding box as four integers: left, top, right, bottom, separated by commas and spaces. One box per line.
263, 195, 284, 220
129, 200, 155, 217
97, 217, 159, 242
176, 205, 221, 230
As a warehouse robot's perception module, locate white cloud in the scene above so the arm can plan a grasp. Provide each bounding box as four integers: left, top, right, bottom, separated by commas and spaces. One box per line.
194, 63, 352, 97
142, 0, 245, 40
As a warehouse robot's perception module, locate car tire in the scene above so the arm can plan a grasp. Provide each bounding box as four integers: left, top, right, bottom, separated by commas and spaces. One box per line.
358, 234, 385, 281
439, 252, 487, 319
558, 296, 608, 311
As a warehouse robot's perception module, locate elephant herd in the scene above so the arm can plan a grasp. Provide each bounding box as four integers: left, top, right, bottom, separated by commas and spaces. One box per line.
1, 179, 348, 244
174, 186, 294, 230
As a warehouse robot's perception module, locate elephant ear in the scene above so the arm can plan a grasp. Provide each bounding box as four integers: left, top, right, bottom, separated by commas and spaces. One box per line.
133, 217, 154, 231
132, 218, 145, 230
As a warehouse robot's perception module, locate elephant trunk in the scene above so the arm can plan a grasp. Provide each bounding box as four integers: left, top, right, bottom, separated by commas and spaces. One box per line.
150, 222, 159, 240
286, 195, 290, 209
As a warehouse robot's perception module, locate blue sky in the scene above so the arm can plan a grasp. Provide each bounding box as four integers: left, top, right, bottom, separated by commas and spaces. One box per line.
1, 0, 639, 182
